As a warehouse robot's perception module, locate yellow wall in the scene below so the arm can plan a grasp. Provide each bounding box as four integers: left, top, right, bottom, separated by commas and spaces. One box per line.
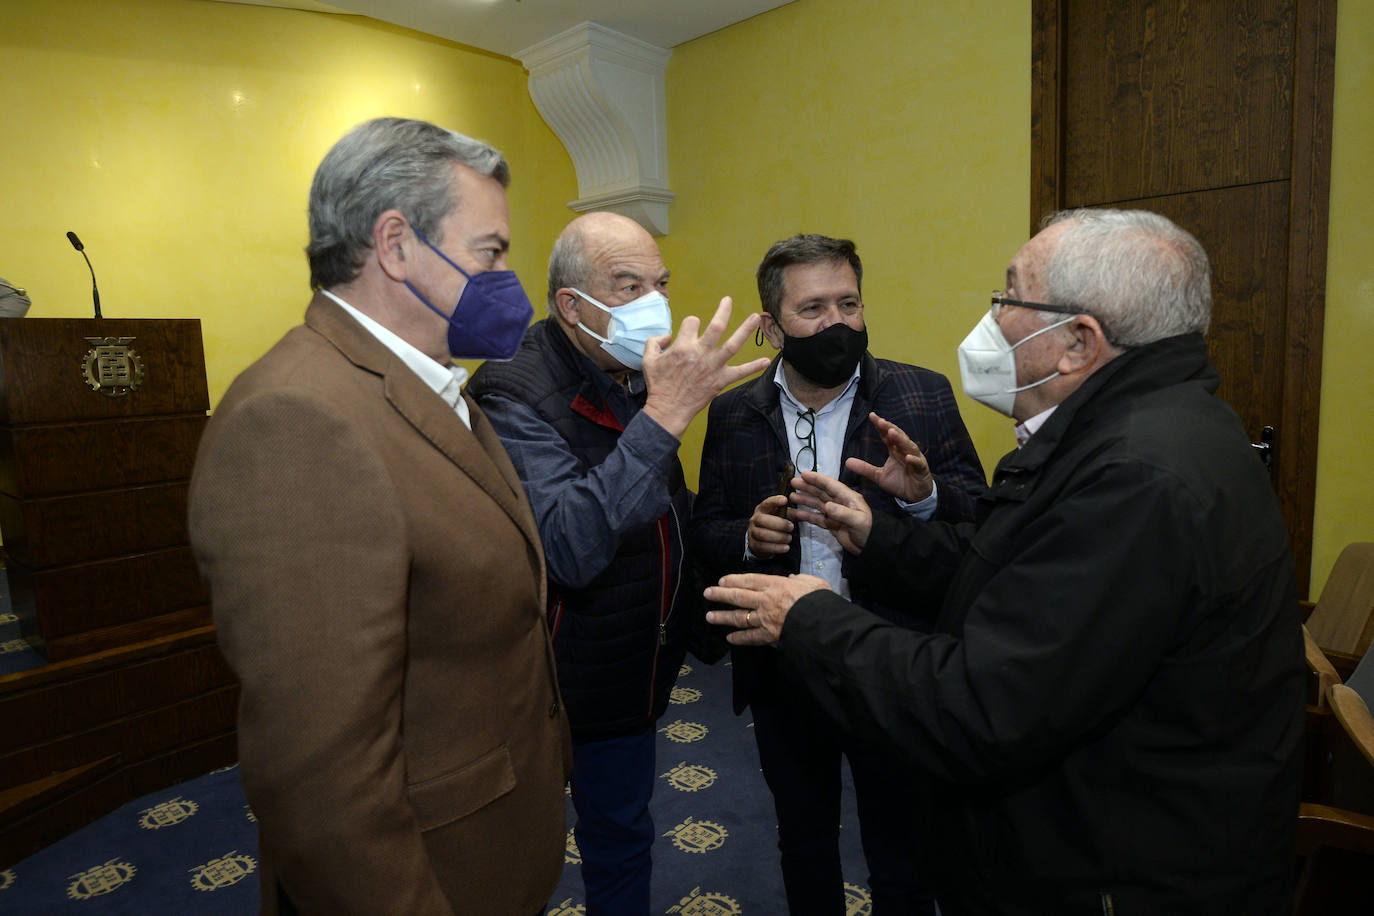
1, 0, 1367, 595
660, 0, 1029, 498
1313, 6, 1374, 598
0, 0, 578, 404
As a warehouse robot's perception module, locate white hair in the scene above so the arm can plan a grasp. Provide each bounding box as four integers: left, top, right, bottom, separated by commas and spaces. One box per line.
1043, 208, 1212, 348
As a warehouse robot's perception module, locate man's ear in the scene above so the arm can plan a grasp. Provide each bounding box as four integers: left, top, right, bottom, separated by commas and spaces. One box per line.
760, 312, 784, 351
1056, 315, 1112, 376
374, 210, 410, 282
552, 288, 582, 327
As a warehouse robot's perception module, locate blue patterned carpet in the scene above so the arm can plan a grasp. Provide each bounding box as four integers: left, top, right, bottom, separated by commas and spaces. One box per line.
1, 655, 877, 914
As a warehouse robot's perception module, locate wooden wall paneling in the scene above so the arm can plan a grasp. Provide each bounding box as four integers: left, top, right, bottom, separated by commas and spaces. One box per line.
1061, 0, 1294, 205
0, 639, 234, 755
0, 732, 237, 869
1030, 0, 1065, 229
0, 756, 118, 828
0, 482, 191, 569
8, 547, 208, 640
1277, 0, 1338, 588
0, 686, 238, 791
0, 626, 221, 693
40, 606, 214, 662
0, 415, 207, 498
1031, 0, 1335, 595
0, 629, 239, 868
0, 762, 133, 869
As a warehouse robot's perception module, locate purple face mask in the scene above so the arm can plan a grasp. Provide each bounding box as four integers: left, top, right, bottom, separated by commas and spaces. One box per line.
405, 226, 534, 360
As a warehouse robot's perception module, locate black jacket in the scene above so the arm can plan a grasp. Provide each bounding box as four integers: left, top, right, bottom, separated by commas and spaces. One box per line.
468, 320, 693, 741
778, 334, 1305, 914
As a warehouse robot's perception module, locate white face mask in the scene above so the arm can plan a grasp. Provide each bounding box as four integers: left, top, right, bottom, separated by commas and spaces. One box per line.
572, 288, 673, 371
957, 310, 1075, 417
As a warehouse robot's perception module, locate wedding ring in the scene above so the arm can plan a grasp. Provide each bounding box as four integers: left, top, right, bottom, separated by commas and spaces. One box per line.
745, 611, 754, 628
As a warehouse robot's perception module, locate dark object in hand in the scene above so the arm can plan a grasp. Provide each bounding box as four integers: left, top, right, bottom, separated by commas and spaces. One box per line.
773, 460, 796, 517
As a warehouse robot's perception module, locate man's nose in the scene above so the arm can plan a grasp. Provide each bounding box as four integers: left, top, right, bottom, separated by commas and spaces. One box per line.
816, 304, 844, 329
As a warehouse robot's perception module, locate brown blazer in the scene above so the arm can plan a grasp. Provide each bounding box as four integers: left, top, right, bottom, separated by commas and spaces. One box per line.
188, 295, 571, 915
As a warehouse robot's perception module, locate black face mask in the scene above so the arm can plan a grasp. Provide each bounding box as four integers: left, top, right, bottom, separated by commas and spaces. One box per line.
781, 322, 868, 387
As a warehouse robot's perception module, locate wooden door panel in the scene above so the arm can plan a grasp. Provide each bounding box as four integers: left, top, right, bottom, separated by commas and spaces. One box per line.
1112, 183, 1290, 434
1034, 0, 1335, 595
1062, 0, 1295, 204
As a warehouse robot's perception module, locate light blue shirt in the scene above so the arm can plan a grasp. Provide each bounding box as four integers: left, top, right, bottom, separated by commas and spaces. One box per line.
766, 360, 939, 597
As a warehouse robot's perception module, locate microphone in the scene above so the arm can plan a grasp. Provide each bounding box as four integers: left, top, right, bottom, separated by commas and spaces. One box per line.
66, 230, 103, 319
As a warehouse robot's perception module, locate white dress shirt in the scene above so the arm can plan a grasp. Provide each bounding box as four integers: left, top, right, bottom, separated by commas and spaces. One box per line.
321, 289, 471, 429
1015, 405, 1058, 447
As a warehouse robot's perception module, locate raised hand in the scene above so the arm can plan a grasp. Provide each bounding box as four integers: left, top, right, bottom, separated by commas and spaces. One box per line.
788, 470, 874, 554
843, 412, 934, 502
641, 297, 771, 438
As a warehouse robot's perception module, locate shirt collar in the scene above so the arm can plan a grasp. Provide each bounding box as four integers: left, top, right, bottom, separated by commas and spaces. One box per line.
320, 289, 470, 412
1014, 404, 1058, 447
771, 360, 861, 417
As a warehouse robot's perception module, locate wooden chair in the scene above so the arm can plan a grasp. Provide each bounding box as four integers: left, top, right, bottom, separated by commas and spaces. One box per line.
1304, 626, 1344, 802
1305, 623, 1341, 709
1295, 651, 1374, 913
1305, 542, 1374, 682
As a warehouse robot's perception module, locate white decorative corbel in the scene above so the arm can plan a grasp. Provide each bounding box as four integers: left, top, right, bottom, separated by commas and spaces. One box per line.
518, 22, 674, 236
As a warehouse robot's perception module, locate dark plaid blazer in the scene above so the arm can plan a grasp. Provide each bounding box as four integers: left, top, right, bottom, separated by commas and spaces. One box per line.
690, 352, 986, 712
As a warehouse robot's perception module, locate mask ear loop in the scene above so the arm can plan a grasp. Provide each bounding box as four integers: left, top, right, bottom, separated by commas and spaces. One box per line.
568, 287, 615, 345
1002, 314, 1078, 394
754, 326, 765, 348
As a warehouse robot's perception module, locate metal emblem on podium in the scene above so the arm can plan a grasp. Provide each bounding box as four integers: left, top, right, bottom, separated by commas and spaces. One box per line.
82, 336, 145, 397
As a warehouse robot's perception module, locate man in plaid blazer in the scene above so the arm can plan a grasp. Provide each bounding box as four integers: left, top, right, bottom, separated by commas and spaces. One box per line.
690, 234, 985, 915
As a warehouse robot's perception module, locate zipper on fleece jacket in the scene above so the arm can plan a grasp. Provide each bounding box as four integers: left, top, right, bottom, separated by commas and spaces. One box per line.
645, 502, 686, 721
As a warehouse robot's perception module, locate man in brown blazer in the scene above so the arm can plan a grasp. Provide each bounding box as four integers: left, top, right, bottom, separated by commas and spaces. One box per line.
188, 117, 571, 915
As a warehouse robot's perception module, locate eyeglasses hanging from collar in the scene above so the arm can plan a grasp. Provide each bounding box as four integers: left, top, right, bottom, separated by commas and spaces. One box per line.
793, 408, 817, 473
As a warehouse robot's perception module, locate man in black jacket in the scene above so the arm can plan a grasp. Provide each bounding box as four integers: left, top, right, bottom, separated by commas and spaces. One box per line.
468, 211, 767, 915
704, 209, 1305, 915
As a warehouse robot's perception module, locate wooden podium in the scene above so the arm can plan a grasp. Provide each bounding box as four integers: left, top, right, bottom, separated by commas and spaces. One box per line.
0, 318, 211, 658
0, 318, 238, 867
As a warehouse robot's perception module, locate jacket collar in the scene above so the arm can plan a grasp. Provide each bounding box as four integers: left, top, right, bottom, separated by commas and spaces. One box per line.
303, 293, 544, 574
995, 332, 1216, 479
535, 316, 642, 415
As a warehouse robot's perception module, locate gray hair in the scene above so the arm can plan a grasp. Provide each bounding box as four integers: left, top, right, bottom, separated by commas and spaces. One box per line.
306, 117, 510, 290
1042, 208, 1211, 348
546, 223, 594, 314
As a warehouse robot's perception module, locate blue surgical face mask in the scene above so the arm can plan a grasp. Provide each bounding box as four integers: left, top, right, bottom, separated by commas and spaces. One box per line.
405, 226, 534, 360
572, 287, 673, 371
